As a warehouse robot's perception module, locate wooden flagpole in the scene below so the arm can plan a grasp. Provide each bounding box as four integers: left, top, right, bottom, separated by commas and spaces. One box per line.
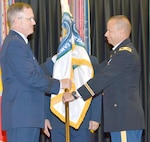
60, 1, 72, 142
65, 89, 70, 142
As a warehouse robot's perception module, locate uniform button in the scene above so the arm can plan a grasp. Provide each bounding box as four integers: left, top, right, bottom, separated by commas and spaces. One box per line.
114, 104, 117, 107
102, 92, 105, 95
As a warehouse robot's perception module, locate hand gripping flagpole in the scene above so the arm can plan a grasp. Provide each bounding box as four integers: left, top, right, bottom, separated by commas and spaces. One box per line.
64, 89, 70, 142
60, 1, 72, 142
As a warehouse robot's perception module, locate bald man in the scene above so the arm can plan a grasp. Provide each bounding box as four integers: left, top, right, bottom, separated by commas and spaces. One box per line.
63, 15, 145, 142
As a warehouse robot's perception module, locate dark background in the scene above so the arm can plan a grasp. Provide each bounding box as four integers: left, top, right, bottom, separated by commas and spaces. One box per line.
15, 0, 149, 142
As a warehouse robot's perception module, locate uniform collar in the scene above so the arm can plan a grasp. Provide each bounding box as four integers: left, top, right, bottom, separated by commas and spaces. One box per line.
10, 30, 28, 44
112, 38, 131, 51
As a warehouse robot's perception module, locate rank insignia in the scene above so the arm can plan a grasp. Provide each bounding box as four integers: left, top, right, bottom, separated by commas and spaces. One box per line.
119, 47, 132, 52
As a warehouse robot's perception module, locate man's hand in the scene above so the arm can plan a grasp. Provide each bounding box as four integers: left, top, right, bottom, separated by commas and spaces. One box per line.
62, 92, 75, 103
89, 120, 100, 132
42, 119, 52, 137
61, 78, 72, 90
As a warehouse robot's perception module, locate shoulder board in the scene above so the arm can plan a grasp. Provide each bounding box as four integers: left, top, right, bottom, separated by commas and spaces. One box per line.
119, 47, 132, 52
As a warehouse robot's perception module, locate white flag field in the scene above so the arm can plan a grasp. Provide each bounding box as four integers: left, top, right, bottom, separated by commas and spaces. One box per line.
50, 12, 94, 129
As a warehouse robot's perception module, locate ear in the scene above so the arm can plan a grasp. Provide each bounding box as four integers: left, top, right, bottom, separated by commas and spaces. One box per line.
14, 18, 22, 27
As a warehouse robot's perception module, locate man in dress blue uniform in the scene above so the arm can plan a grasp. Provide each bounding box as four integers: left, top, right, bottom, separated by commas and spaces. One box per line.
63, 15, 145, 142
0, 2, 71, 142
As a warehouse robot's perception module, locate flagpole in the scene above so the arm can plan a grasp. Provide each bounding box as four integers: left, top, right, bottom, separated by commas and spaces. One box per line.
65, 89, 70, 142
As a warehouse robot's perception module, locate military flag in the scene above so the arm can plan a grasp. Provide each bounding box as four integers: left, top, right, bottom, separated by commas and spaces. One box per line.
50, 0, 92, 129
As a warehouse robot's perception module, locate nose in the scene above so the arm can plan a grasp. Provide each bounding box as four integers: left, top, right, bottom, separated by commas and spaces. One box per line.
32, 19, 36, 25
30, 18, 36, 25
104, 31, 108, 37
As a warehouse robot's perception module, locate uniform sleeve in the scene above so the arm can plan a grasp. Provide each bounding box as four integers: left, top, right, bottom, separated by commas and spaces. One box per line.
41, 57, 54, 76
7, 40, 60, 94
78, 50, 134, 100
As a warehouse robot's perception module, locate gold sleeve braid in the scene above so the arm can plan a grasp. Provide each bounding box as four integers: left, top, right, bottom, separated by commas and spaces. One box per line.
84, 83, 95, 96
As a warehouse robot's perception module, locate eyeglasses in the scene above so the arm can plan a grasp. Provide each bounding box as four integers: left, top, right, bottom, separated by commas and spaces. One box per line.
18, 17, 35, 21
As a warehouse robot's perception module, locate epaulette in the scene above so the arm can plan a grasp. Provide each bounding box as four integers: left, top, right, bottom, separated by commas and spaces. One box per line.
119, 47, 132, 52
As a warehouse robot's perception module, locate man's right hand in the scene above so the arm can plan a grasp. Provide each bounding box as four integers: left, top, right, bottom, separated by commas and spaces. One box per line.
62, 92, 75, 103
42, 119, 52, 138
61, 78, 72, 90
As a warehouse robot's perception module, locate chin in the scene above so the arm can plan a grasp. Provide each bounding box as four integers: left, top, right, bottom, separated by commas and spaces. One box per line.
29, 31, 34, 35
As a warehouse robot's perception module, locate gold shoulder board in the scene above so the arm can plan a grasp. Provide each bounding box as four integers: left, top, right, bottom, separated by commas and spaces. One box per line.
119, 47, 132, 52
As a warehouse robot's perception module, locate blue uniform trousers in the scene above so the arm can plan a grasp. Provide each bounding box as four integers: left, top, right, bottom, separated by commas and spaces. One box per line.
110, 130, 143, 142
6, 127, 40, 142
50, 127, 95, 142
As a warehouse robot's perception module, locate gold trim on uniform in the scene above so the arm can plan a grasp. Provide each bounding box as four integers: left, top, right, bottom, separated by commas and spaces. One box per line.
121, 131, 127, 142
84, 83, 95, 96
119, 47, 132, 52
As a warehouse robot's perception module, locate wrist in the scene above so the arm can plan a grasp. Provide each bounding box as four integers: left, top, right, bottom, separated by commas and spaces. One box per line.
71, 91, 78, 99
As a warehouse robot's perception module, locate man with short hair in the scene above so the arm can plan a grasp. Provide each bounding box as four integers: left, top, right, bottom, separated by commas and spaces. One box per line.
63, 15, 145, 142
0, 2, 71, 142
